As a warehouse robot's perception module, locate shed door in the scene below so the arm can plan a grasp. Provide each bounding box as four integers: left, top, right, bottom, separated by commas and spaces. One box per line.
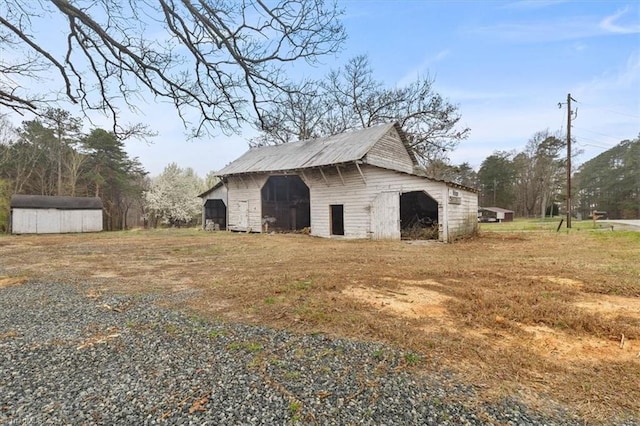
237, 201, 249, 230
371, 191, 400, 240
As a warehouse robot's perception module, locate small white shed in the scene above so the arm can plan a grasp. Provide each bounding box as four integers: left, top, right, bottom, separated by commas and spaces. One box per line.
10, 195, 103, 234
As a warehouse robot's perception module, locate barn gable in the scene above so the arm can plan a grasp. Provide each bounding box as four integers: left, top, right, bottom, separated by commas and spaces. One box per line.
363, 125, 415, 174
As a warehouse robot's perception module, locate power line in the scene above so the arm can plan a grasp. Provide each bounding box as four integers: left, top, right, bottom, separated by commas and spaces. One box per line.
573, 126, 624, 142
577, 142, 614, 150
573, 134, 617, 147
574, 101, 640, 119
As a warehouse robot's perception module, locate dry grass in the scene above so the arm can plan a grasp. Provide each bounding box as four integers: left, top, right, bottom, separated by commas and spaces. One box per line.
1, 226, 639, 422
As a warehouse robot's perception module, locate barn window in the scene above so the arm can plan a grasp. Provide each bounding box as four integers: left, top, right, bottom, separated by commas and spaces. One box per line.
400, 191, 438, 240
330, 204, 344, 236
261, 175, 310, 232
204, 199, 226, 230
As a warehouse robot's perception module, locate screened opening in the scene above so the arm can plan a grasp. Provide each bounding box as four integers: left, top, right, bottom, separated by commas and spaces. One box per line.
400, 191, 438, 240
330, 204, 344, 236
204, 199, 227, 230
261, 175, 310, 232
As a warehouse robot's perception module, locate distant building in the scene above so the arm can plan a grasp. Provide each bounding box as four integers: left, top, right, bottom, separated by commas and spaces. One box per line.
200, 123, 479, 242
10, 195, 103, 234
478, 207, 514, 223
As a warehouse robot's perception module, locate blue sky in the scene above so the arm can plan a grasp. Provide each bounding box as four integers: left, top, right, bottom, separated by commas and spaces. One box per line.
6, 1, 640, 177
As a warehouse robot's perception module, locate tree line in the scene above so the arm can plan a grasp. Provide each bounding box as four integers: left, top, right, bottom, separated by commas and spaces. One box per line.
0, 110, 146, 231
0, 110, 217, 232
477, 131, 639, 220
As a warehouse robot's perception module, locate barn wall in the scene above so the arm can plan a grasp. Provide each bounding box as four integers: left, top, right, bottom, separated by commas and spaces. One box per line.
304, 165, 449, 241
201, 184, 228, 203
225, 175, 267, 232
222, 165, 478, 241
11, 208, 103, 234
364, 127, 414, 174
444, 187, 479, 242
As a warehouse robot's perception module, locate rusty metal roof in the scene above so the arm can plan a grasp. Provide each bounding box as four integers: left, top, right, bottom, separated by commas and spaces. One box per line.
217, 123, 411, 176
11, 195, 103, 210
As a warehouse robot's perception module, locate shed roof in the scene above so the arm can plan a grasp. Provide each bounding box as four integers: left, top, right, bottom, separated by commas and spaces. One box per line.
217, 123, 416, 176
11, 195, 103, 210
479, 207, 514, 214
197, 180, 225, 198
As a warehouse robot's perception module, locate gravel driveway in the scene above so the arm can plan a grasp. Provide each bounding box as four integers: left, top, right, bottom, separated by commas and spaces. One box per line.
0, 281, 632, 425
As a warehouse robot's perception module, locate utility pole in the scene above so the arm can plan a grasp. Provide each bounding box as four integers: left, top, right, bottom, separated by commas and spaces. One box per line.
561, 93, 576, 229
493, 178, 497, 206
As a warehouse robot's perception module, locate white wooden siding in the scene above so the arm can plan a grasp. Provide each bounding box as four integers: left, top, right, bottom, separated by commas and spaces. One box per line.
226, 175, 266, 232
364, 127, 414, 174
223, 165, 477, 241
444, 187, 479, 241
202, 185, 228, 203
307, 165, 448, 240
11, 208, 103, 234
11, 209, 37, 234
371, 191, 400, 240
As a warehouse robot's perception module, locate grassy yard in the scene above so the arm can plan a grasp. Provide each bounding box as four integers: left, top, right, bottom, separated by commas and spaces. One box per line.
1, 224, 638, 423
480, 217, 620, 232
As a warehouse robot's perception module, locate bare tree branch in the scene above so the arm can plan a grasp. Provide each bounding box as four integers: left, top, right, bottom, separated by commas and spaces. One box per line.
252, 54, 470, 165
0, 0, 346, 137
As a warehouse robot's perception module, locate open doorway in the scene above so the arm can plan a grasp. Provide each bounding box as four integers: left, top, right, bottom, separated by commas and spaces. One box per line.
261, 175, 310, 232
204, 199, 226, 230
330, 204, 344, 236
400, 191, 438, 240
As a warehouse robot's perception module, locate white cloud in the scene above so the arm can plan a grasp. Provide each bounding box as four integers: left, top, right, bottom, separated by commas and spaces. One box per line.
396, 49, 450, 87
468, 17, 600, 43
501, 0, 569, 10
468, 6, 640, 44
600, 7, 640, 34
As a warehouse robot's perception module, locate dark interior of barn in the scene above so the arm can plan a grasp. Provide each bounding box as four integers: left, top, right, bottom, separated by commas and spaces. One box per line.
400, 191, 438, 239
261, 175, 310, 232
204, 199, 227, 230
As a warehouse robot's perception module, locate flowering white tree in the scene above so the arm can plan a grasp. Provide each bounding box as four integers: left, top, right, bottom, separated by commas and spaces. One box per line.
144, 163, 204, 227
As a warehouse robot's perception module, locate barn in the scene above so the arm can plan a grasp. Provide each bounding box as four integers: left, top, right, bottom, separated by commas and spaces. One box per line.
10, 195, 103, 234
209, 123, 478, 242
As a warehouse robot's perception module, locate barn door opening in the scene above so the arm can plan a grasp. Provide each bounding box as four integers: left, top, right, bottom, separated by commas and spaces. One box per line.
204, 199, 226, 230
400, 191, 438, 240
330, 204, 344, 235
261, 175, 310, 232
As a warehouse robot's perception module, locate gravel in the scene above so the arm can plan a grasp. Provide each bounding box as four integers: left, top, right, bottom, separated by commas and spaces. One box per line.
0, 281, 635, 425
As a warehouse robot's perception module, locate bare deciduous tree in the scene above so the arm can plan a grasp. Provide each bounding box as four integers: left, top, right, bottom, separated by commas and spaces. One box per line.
0, 0, 346, 136
251, 55, 469, 165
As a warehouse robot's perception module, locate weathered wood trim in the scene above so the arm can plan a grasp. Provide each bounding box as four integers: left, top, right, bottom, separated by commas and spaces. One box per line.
336, 165, 345, 185
354, 161, 367, 185
249, 174, 260, 189
237, 175, 247, 189
319, 168, 329, 186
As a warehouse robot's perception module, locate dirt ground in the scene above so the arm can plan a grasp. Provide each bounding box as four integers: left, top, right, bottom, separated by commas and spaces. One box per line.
0, 228, 638, 422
